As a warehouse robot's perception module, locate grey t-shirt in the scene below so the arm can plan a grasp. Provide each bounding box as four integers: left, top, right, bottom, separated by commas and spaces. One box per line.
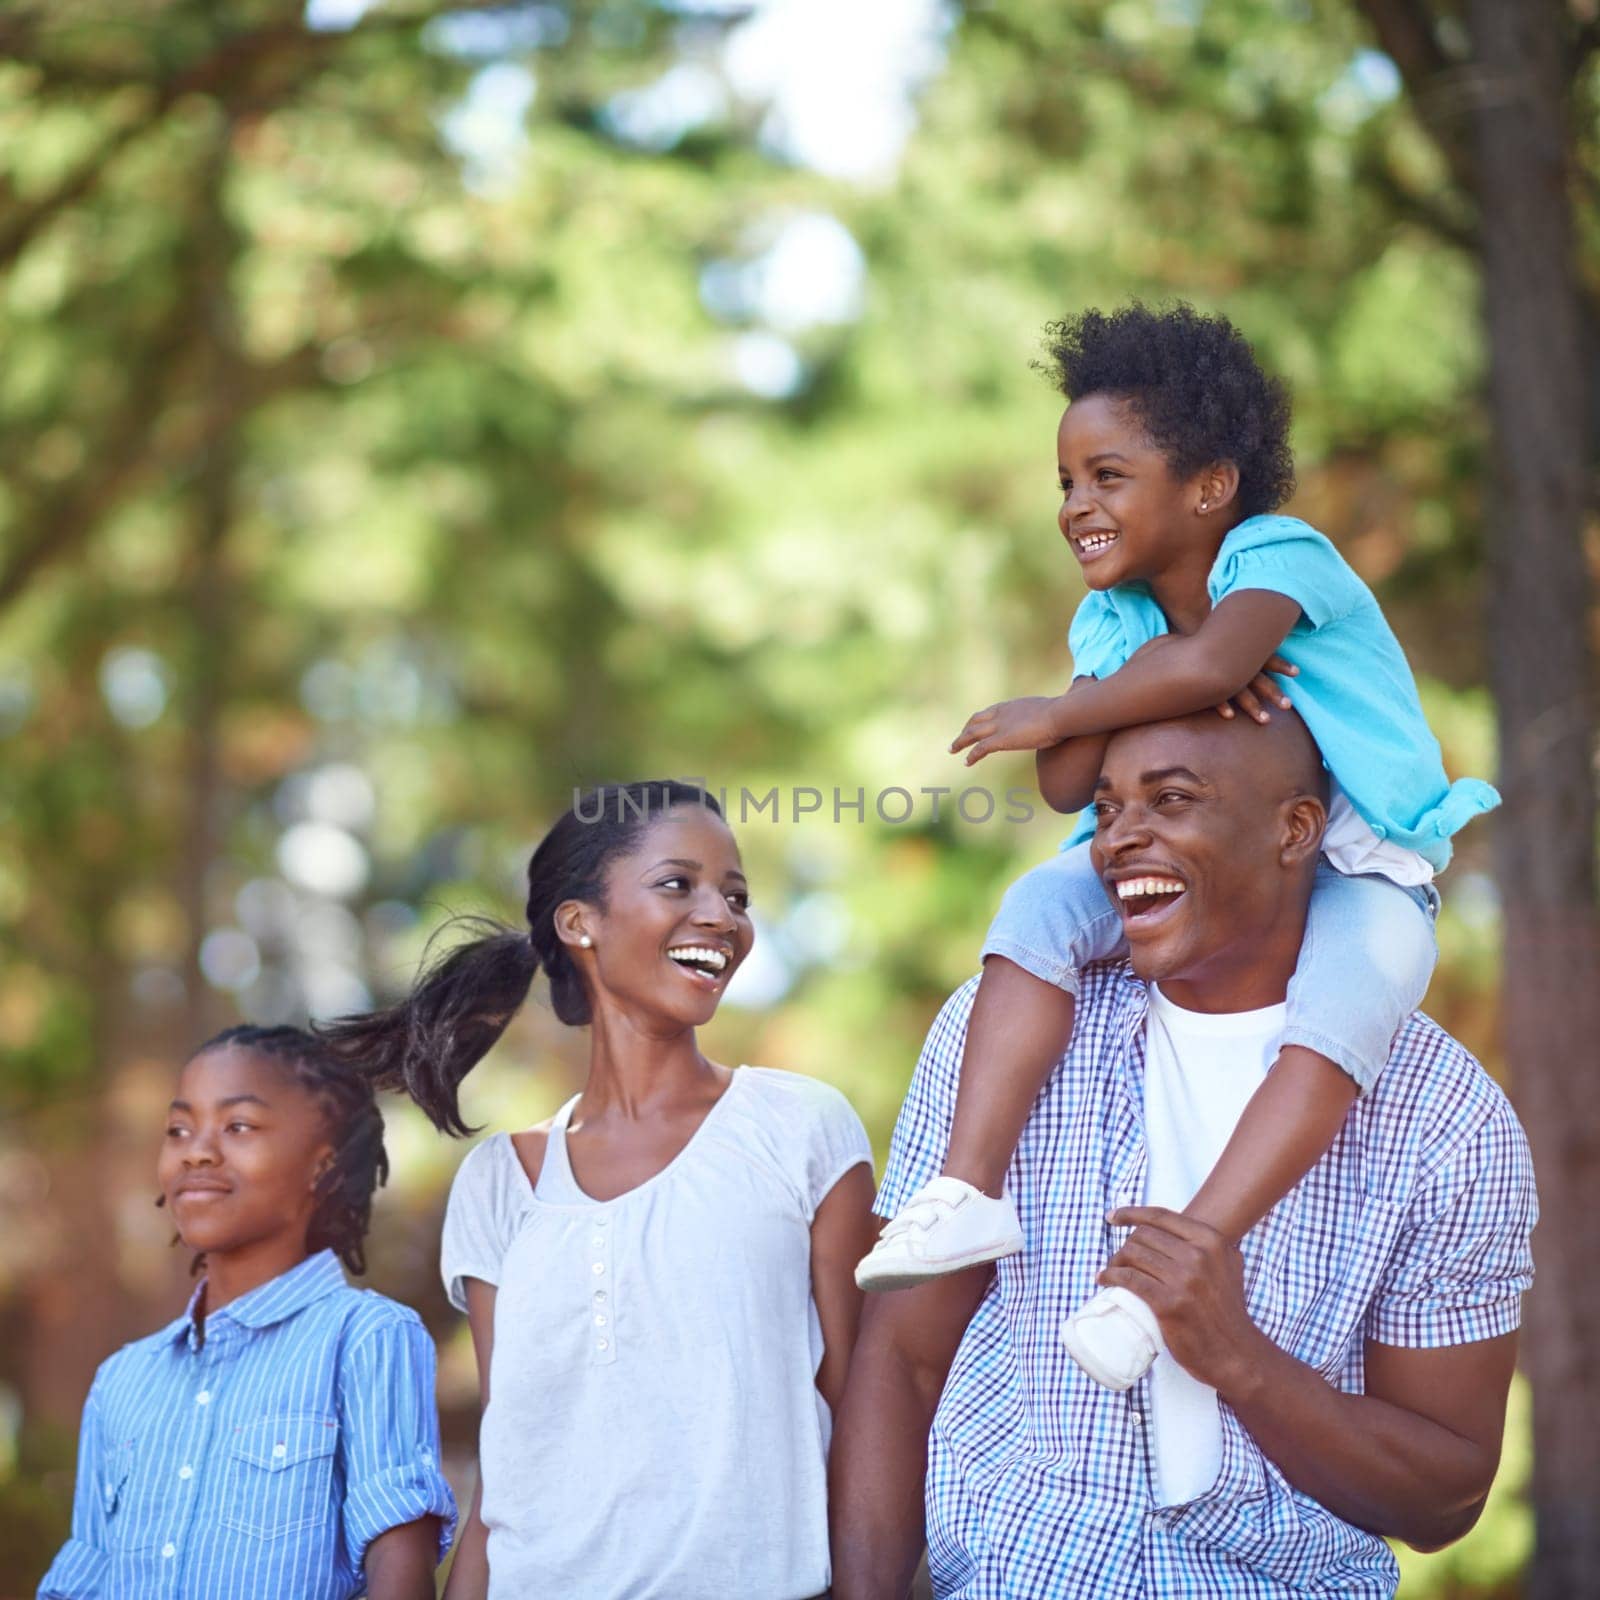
441, 1065, 872, 1599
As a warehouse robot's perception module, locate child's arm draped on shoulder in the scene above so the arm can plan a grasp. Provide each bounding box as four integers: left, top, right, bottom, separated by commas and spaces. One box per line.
1035, 681, 1111, 815
953, 589, 1303, 766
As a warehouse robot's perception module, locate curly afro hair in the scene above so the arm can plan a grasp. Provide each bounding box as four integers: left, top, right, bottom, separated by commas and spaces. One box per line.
1041, 303, 1295, 520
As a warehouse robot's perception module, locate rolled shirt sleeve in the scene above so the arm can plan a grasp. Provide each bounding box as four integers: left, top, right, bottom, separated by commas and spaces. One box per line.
37, 1381, 110, 1599
1365, 1097, 1538, 1347
337, 1311, 458, 1572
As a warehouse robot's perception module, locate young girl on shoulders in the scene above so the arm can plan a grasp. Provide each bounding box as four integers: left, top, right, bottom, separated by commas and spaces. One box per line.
856, 304, 1498, 1390
323, 780, 877, 1600
39, 1025, 455, 1600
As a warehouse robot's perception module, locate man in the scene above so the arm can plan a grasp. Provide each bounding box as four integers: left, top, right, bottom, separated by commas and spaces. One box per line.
831, 709, 1536, 1598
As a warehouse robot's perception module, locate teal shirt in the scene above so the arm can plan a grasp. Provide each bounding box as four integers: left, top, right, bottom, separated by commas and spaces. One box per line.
1061, 515, 1498, 871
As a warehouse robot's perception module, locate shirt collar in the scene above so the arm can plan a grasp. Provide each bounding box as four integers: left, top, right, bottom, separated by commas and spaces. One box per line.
169, 1249, 347, 1346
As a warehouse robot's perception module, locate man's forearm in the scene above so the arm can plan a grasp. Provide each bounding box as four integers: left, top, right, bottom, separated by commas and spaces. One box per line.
1217, 1335, 1500, 1549
831, 1275, 992, 1599
830, 1338, 940, 1599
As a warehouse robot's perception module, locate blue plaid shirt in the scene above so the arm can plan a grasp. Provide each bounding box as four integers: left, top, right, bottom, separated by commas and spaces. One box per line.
877, 964, 1537, 1599
38, 1250, 457, 1600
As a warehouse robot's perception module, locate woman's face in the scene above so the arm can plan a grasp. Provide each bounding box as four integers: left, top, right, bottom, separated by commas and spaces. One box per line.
575, 804, 754, 1029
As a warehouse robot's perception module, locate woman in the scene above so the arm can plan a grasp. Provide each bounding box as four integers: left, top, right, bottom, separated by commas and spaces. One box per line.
323, 780, 876, 1599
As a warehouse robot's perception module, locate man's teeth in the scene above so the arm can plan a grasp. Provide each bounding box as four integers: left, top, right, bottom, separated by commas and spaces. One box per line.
1077, 532, 1117, 553
667, 946, 729, 973
1115, 877, 1186, 900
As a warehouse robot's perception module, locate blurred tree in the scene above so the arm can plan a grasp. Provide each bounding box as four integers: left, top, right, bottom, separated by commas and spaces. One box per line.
1347, 3, 1599, 1593
0, 0, 796, 1566
0, 1, 1577, 1592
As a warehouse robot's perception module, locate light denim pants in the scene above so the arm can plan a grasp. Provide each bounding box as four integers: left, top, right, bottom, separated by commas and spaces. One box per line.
980, 842, 1439, 1093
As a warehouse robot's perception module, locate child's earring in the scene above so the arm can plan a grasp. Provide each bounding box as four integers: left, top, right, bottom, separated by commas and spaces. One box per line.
1198, 497, 1209, 513
579, 935, 593, 949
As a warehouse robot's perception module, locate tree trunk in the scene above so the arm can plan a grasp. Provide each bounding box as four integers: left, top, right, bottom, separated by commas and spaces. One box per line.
1464, 3, 1600, 1595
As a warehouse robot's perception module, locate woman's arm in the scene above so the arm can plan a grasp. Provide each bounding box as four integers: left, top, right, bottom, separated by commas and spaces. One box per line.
955, 590, 1303, 762
809, 1164, 878, 1413
441, 1278, 497, 1600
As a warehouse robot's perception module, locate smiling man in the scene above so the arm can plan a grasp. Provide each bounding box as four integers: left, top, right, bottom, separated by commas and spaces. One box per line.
830, 709, 1537, 1600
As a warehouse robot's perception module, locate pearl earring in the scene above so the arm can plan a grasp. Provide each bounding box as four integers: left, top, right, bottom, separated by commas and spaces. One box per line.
579, 935, 592, 949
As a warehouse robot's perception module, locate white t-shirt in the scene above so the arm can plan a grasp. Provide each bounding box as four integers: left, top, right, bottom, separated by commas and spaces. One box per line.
440, 1065, 871, 1600
1142, 984, 1286, 1506
1323, 779, 1434, 886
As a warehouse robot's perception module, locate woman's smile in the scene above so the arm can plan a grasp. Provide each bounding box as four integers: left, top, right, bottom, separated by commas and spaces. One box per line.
665, 942, 733, 989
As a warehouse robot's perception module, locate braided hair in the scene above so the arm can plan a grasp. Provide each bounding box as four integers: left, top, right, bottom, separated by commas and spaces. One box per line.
198, 1023, 390, 1276
319, 779, 722, 1137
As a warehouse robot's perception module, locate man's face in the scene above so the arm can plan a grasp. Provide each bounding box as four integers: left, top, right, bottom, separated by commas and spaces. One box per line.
1088, 715, 1320, 994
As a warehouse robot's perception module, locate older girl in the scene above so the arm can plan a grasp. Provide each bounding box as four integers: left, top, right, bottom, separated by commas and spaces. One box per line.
39, 1026, 455, 1600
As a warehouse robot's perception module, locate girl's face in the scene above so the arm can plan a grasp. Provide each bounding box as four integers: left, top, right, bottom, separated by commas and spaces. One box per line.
1056, 393, 1203, 591
159, 1046, 333, 1263
573, 804, 754, 1030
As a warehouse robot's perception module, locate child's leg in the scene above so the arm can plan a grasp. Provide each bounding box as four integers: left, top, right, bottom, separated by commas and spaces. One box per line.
1062, 866, 1438, 1386
1192, 865, 1439, 1230
856, 846, 1125, 1291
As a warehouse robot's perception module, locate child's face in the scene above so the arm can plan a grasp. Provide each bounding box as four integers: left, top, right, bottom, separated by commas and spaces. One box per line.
159, 1045, 334, 1264
1056, 394, 1201, 591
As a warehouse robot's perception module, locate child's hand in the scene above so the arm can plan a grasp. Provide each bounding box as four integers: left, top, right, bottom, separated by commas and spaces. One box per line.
951, 696, 1066, 764
1215, 653, 1298, 724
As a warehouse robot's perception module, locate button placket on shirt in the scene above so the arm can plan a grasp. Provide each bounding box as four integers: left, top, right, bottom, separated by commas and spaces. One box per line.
589, 1213, 616, 1365
158, 1327, 224, 1585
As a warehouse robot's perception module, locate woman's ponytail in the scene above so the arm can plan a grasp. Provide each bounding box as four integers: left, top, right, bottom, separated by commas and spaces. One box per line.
319, 916, 538, 1136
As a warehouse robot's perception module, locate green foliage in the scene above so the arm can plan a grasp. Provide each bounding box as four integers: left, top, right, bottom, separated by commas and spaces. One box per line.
0, 2, 1535, 1592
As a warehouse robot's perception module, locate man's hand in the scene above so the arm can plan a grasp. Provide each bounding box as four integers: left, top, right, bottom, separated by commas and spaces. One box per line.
951, 696, 1068, 764
1099, 1207, 1267, 1390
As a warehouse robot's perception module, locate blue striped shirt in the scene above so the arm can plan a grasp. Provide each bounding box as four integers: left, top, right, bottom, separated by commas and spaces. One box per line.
877, 964, 1537, 1599
38, 1250, 457, 1600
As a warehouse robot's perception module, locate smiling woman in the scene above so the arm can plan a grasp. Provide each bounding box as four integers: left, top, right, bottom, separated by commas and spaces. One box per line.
319, 781, 877, 1600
